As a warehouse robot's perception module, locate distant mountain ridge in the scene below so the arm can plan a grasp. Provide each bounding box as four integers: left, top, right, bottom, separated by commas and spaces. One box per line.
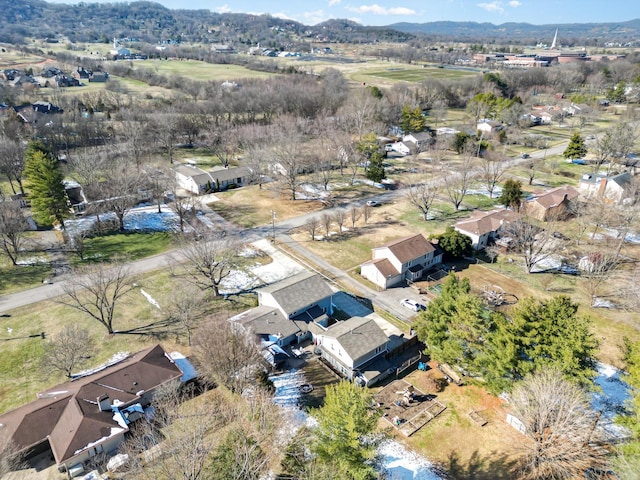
389, 19, 640, 44
1, 0, 638, 47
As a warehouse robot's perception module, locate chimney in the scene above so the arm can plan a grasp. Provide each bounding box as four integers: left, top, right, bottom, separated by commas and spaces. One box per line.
97, 394, 111, 412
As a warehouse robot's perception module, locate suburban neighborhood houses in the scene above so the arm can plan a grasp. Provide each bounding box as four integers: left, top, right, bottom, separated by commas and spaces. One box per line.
2, 3, 640, 480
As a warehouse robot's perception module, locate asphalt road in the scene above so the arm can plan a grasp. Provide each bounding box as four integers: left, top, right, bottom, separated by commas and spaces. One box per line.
0, 143, 567, 316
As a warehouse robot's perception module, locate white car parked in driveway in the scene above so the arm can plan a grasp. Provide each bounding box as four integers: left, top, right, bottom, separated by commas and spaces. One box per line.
400, 298, 425, 312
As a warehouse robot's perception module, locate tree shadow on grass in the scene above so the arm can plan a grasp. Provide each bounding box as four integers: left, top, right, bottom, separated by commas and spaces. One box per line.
445, 450, 519, 480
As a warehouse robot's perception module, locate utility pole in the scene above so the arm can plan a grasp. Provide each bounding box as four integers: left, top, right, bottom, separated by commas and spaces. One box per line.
271, 210, 276, 243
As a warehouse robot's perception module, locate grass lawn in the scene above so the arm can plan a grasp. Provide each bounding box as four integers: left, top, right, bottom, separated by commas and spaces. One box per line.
78, 232, 176, 263
0, 262, 52, 294
393, 367, 522, 479
0, 269, 257, 415
136, 59, 277, 82
209, 185, 325, 227
362, 67, 478, 83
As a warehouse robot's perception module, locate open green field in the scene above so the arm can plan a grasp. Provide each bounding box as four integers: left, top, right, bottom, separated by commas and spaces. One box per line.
364, 66, 478, 82
133, 59, 277, 81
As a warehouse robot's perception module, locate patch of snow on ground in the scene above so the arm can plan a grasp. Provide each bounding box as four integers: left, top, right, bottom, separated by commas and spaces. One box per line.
466, 185, 503, 197
592, 363, 633, 441
380, 440, 444, 480
220, 269, 258, 294
16, 256, 50, 265
140, 289, 161, 309
65, 204, 181, 238
592, 298, 615, 309
297, 183, 332, 200
270, 369, 444, 479
270, 369, 305, 409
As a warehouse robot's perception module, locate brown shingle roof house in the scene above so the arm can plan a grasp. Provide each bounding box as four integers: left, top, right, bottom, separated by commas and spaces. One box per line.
0, 344, 185, 474
454, 208, 519, 250
524, 185, 579, 221
360, 234, 443, 289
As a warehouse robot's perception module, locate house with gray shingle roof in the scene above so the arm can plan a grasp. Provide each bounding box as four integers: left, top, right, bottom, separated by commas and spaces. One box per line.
360, 234, 442, 290
230, 271, 335, 351
174, 164, 250, 195
315, 316, 389, 385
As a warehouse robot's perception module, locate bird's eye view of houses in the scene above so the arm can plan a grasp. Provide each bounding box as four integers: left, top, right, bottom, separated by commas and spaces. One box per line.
1, 1, 640, 479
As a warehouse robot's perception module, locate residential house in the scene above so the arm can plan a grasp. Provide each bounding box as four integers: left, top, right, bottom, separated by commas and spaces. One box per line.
257, 270, 334, 335
208, 166, 250, 190
524, 185, 579, 221
231, 270, 336, 350
174, 164, 250, 195
360, 234, 442, 290
75, 66, 92, 80
476, 120, 504, 134
385, 141, 411, 156
402, 131, 433, 151
88, 71, 109, 82
0, 345, 190, 477
315, 316, 389, 386
64, 179, 88, 214
578, 172, 633, 204
454, 208, 519, 250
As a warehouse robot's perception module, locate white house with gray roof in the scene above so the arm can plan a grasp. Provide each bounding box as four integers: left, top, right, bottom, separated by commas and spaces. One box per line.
174, 164, 250, 195
230, 271, 335, 350
315, 316, 389, 385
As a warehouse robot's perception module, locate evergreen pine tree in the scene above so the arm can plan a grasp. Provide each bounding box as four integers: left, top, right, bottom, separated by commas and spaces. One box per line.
563, 131, 588, 160
24, 144, 68, 228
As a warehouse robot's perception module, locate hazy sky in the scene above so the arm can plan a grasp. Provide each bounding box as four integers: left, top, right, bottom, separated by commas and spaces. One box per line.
44, 0, 640, 27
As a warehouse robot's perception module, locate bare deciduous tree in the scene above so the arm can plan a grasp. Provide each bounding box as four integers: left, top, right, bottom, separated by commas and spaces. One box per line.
167, 285, 209, 346
349, 206, 360, 230
506, 216, 559, 274
321, 213, 332, 238
41, 324, 94, 377
0, 139, 26, 195
122, 382, 223, 480
362, 204, 372, 224
407, 182, 439, 221
510, 369, 609, 480
103, 159, 144, 231
479, 155, 507, 198
444, 150, 474, 210
267, 117, 307, 201
60, 259, 136, 334
333, 210, 346, 234
0, 199, 29, 266
193, 316, 268, 394
0, 436, 24, 478
304, 216, 319, 241
178, 231, 235, 298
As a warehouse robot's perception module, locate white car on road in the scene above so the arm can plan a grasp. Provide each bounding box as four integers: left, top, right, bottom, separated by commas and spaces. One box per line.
400, 298, 425, 312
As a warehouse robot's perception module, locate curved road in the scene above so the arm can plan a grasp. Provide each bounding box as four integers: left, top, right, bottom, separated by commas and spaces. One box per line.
0, 143, 567, 316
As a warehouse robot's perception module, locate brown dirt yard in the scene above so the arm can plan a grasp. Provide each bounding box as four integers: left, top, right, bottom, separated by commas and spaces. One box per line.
376, 365, 524, 479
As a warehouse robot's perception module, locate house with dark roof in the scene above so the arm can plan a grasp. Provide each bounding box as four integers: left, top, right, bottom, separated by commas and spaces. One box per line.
524, 185, 579, 221
454, 208, 519, 250
315, 316, 390, 386
578, 172, 633, 204
230, 271, 335, 350
0, 345, 187, 476
360, 234, 442, 290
